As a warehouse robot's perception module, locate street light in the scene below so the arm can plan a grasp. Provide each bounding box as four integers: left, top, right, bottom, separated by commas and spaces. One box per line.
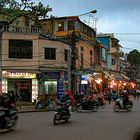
70, 10, 97, 95
78, 10, 97, 17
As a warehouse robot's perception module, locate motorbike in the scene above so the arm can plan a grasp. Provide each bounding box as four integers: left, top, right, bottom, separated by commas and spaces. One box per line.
76, 98, 98, 112
113, 98, 133, 112
35, 97, 55, 110
53, 100, 71, 125
0, 106, 18, 133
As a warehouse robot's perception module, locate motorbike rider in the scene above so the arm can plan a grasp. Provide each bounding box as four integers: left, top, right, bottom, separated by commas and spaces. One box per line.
121, 90, 129, 108
0, 91, 15, 128
58, 90, 74, 115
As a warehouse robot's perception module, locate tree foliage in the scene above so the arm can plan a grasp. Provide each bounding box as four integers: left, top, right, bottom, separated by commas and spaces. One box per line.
127, 49, 140, 66
0, 0, 52, 22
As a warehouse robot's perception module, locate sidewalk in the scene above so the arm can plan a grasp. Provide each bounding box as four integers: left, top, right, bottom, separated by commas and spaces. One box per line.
16, 105, 55, 113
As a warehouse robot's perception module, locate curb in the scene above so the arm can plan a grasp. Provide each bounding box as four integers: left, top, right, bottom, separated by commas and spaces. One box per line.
18, 108, 55, 113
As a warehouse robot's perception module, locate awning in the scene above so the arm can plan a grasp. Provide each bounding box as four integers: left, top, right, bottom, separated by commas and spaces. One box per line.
120, 74, 130, 81
103, 71, 112, 79
109, 72, 123, 80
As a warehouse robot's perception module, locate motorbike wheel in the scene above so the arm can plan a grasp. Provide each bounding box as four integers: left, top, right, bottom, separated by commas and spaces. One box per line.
9, 121, 17, 130
76, 105, 82, 112
126, 105, 132, 112
65, 114, 70, 122
53, 113, 60, 125
92, 105, 98, 112
113, 105, 119, 112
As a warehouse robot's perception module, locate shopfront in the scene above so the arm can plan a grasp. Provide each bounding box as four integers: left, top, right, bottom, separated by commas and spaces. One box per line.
2, 71, 38, 102
38, 71, 68, 100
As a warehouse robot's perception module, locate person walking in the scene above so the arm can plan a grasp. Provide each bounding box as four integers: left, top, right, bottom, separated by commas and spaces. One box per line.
107, 89, 111, 104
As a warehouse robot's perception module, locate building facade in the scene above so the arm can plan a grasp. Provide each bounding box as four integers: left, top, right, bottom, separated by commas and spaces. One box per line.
0, 16, 71, 102
39, 16, 101, 94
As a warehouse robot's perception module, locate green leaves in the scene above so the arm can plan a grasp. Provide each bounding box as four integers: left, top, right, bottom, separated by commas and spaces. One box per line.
0, 0, 52, 22
127, 49, 140, 66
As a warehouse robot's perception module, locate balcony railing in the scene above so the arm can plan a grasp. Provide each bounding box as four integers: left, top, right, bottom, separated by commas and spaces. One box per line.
1, 26, 40, 34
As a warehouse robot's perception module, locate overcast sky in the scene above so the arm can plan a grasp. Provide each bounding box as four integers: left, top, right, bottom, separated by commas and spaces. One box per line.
40, 0, 140, 53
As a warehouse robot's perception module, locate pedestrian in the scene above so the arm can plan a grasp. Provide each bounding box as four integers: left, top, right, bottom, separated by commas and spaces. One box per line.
107, 89, 111, 104
136, 89, 140, 99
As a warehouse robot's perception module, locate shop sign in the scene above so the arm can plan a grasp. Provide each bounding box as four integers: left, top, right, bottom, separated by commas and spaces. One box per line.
57, 79, 64, 100
2, 71, 36, 79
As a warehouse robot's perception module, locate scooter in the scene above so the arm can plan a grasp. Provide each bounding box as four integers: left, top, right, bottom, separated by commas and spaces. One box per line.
0, 106, 18, 133
53, 100, 71, 125
113, 98, 133, 112
76, 98, 98, 112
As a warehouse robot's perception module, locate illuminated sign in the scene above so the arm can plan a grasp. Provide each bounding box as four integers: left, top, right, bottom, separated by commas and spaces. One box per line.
2, 71, 36, 79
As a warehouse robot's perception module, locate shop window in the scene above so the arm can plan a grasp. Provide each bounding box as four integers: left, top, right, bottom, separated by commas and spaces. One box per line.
44, 81, 57, 95
8, 79, 32, 102
9, 39, 33, 59
45, 48, 56, 60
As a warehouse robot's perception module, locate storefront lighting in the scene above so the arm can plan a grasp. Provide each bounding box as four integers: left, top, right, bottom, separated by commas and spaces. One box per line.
131, 82, 135, 88
95, 78, 102, 84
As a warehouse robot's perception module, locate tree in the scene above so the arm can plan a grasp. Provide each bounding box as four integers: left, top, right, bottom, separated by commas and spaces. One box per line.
0, 0, 52, 25
127, 49, 140, 66
127, 49, 140, 79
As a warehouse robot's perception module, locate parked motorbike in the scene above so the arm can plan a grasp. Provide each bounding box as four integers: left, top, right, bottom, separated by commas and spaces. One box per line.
0, 107, 18, 133
35, 97, 55, 110
53, 100, 71, 125
76, 98, 98, 112
113, 98, 133, 112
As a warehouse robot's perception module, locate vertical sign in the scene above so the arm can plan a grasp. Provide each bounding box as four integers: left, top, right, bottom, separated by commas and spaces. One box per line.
57, 72, 64, 100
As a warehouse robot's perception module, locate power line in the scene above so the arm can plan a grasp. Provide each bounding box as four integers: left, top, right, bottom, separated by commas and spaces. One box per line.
109, 33, 140, 35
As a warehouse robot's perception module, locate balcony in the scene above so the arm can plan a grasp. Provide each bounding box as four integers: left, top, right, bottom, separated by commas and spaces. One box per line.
1, 26, 40, 34
110, 47, 120, 56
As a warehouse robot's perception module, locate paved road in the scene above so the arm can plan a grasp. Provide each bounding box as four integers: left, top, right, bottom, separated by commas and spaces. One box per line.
1, 99, 140, 140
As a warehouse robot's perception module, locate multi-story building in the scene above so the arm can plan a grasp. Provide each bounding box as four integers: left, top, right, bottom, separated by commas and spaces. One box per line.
0, 15, 71, 102
39, 16, 100, 94
97, 33, 121, 72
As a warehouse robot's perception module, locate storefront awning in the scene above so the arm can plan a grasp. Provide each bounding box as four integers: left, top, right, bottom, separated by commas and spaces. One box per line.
103, 71, 112, 79
109, 72, 123, 80
120, 74, 130, 81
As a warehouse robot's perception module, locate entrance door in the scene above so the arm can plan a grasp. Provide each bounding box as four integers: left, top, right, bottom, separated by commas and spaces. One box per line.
8, 79, 32, 102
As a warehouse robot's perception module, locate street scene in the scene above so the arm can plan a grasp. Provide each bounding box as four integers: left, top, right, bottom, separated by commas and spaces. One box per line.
0, 0, 140, 139
0, 99, 140, 140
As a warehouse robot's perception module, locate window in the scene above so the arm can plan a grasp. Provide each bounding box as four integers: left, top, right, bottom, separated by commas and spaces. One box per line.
90, 50, 93, 56
45, 48, 56, 60
81, 53, 84, 68
90, 57, 92, 66
101, 48, 107, 62
111, 58, 115, 65
9, 39, 33, 59
68, 21, 74, 30
81, 46, 84, 52
64, 49, 68, 61
25, 18, 29, 27
58, 21, 64, 31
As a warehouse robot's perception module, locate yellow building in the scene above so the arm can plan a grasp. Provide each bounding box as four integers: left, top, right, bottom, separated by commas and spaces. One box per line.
39, 16, 100, 94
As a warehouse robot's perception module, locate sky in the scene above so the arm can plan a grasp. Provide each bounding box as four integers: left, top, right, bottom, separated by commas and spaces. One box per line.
39, 0, 140, 53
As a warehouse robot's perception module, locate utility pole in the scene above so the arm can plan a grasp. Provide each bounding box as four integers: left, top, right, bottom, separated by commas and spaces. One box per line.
70, 29, 77, 95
